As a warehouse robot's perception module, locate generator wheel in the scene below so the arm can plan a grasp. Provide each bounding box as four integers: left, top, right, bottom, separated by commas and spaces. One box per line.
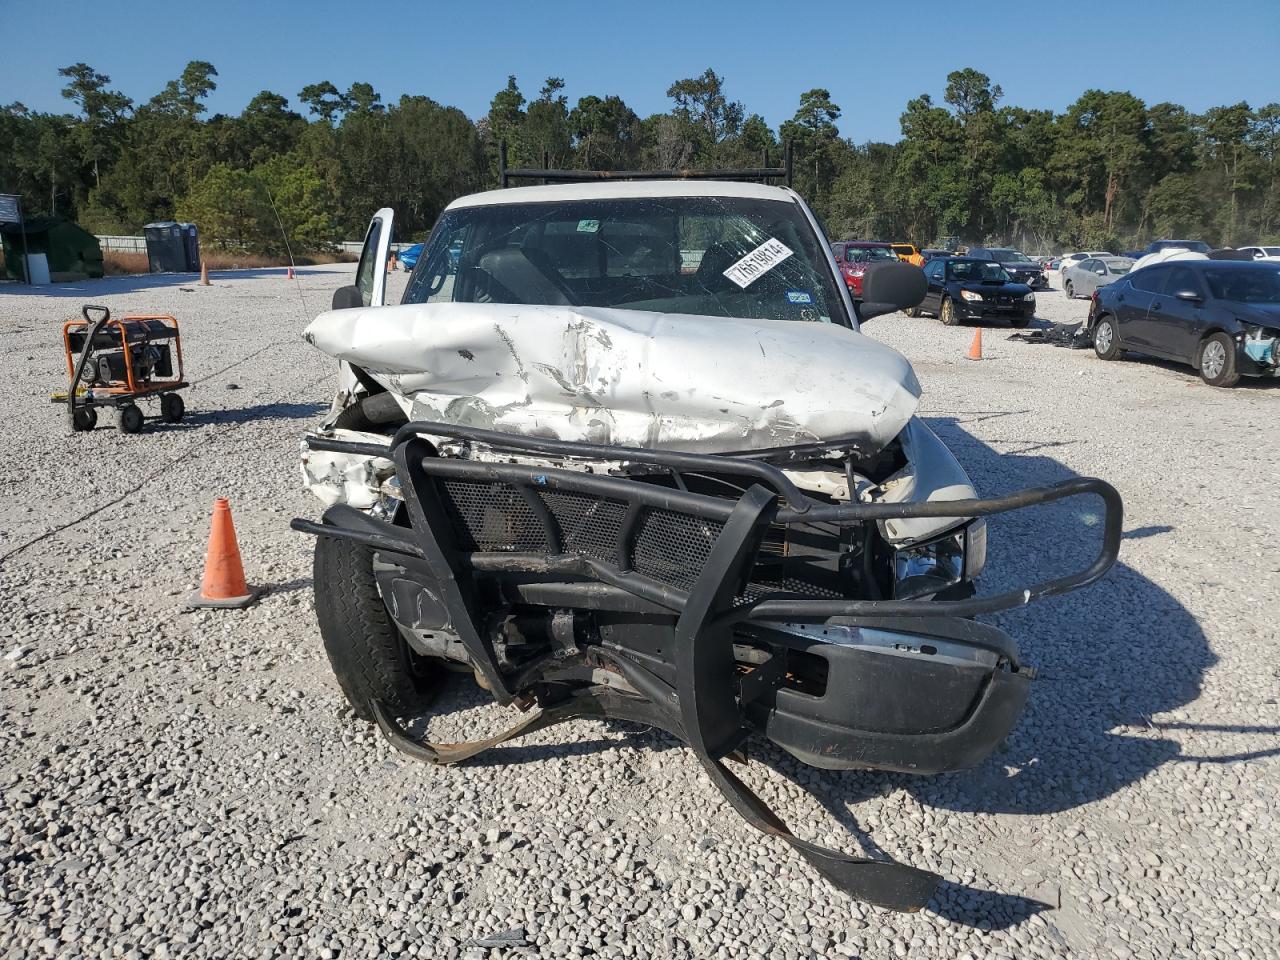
160, 392, 186, 423
116, 404, 144, 434
70, 406, 97, 432
313, 534, 441, 722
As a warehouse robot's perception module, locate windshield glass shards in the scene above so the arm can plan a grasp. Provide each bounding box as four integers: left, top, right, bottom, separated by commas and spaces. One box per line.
404, 196, 846, 324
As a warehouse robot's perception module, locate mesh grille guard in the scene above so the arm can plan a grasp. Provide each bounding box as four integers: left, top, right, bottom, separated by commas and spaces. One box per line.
297, 419, 1123, 625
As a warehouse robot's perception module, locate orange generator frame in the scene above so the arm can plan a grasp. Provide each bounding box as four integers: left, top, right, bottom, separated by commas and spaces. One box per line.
58, 304, 189, 433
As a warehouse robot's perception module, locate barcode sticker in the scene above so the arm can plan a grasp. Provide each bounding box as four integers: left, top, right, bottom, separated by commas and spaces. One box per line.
722, 238, 794, 289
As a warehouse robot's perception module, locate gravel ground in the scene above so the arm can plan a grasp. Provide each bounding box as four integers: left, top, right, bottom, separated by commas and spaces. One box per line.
1, 266, 1277, 959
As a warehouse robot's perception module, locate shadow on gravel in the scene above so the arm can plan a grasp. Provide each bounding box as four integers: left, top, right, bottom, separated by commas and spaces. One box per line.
164, 401, 327, 428
915, 415, 1214, 819
1123, 524, 1175, 540
1098, 351, 1280, 391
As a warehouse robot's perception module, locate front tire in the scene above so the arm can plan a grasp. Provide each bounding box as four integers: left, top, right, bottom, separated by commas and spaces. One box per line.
313, 535, 440, 721
1198, 332, 1239, 387
905, 305, 921, 318
1093, 316, 1121, 360
1064, 281, 1074, 299
939, 298, 959, 326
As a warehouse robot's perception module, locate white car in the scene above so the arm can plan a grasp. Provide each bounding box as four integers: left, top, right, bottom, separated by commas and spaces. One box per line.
1236, 245, 1280, 262
1057, 251, 1114, 282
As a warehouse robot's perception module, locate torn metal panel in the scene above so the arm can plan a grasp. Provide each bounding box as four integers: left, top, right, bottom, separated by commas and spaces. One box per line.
299, 428, 394, 508
876, 418, 980, 546
304, 302, 920, 455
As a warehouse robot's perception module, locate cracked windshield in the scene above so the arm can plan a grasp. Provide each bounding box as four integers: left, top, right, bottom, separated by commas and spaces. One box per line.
403, 196, 844, 323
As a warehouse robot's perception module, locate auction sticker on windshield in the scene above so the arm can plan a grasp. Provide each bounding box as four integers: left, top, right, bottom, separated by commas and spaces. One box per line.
723, 238, 794, 289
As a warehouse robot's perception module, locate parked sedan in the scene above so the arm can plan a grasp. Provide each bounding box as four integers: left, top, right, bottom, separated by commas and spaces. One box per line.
966, 247, 1048, 289
1057, 251, 1114, 280
1063, 256, 1134, 298
1090, 260, 1280, 386
910, 256, 1035, 326
831, 240, 902, 299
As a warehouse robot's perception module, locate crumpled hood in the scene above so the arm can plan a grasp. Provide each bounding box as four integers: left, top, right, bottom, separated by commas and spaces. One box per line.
304, 302, 921, 454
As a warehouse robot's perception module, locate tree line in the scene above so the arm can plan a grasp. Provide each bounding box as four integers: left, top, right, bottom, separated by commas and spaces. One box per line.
2, 62, 1278, 254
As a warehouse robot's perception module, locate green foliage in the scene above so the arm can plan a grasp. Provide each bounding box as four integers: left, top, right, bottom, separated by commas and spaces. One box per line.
666, 68, 743, 146
7, 61, 1280, 256
176, 163, 273, 251
255, 155, 339, 253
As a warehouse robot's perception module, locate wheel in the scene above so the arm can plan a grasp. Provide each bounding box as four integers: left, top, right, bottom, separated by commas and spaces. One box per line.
939, 298, 959, 326
115, 404, 144, 434
160, 392, 185, 423
1198, 332, 1239, 387
1093, 316, 1121, 360
1064, 281, 1074, 299
70, 406, 97, 432
904, 306, 921, 318
313, 535, 441, 722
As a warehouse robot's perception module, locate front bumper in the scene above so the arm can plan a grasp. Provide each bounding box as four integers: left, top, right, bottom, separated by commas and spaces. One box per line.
954, 297, 1035, 320
292, 421, 1122, 910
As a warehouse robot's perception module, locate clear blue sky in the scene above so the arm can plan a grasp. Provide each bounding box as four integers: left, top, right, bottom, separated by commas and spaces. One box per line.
5, 0, 1278, 143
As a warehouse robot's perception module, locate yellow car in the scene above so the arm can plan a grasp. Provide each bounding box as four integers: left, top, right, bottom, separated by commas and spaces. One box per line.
891, 243, 925, 266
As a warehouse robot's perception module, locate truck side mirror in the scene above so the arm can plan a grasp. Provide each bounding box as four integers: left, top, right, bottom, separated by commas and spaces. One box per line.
857, 261, 928, 321
331, 285, 364, 310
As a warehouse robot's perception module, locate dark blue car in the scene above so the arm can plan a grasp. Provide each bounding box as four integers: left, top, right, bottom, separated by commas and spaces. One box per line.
399, 239, 463, 272
1090, 259, 1280, 386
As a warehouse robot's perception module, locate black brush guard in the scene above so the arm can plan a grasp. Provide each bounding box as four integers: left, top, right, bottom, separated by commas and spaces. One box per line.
292, 420, 1123, 911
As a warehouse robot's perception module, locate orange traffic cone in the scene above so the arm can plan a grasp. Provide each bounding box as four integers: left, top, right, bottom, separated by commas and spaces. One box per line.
188, 498, 259, 609
286, 266, 295, 280
966, 328, 984, 361
199, 261, 210, 286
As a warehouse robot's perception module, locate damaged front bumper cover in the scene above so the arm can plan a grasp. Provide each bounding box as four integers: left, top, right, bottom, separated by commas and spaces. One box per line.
291, 420, 1123, 912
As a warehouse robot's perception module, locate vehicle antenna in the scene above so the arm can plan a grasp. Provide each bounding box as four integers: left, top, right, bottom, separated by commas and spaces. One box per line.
262, 182, 309, 321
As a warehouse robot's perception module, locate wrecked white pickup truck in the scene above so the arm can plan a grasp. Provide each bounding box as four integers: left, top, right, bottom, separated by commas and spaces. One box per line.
292, 163, 1122, 911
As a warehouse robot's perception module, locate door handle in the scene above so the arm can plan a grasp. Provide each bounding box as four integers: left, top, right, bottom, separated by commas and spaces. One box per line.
1152, 301, 1162, 309
1117, 294, 1124, 303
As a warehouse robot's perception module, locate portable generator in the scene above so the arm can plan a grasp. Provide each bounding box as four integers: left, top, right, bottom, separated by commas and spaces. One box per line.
55, 304, 189, 433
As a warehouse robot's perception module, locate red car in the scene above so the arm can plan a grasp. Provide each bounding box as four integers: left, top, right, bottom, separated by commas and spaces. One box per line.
831, 241, 901, 298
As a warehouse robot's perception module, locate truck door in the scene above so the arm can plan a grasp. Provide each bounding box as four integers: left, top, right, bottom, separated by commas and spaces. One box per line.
353, 208, 395, 307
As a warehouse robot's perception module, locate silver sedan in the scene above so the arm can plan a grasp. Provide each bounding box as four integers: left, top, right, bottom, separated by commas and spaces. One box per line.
1063, 256, 1135, 298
